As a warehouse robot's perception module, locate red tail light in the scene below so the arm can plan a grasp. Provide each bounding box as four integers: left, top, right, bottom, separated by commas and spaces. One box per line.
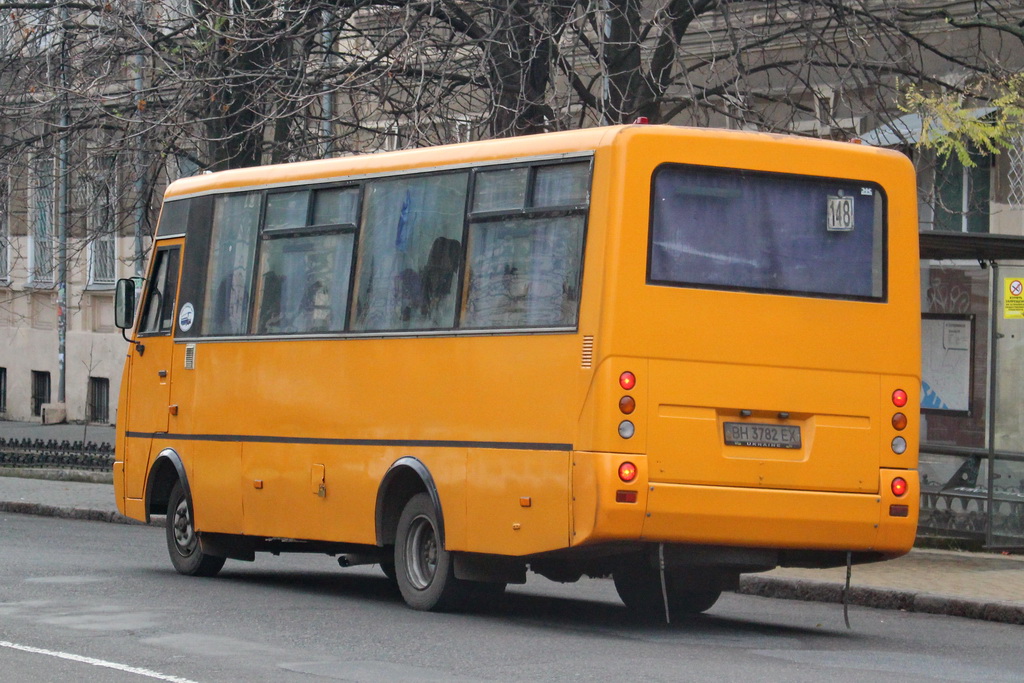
892, 389, 908, 407
618, 461, 638, 483
891, 477, 908, 497
619, 372, 636, 390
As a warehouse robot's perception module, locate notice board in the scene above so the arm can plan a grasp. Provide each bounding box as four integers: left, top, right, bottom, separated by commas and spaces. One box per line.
921, 313, 974, 416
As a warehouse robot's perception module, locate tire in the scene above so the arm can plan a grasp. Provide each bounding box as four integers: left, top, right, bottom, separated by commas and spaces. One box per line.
394, 493, 481, 611
613, 561, 720, 618
165, 481, 226, 577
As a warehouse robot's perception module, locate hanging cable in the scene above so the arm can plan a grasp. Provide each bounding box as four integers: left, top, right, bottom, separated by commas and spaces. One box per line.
659, 543, 671, 624
843, 551, 853, 629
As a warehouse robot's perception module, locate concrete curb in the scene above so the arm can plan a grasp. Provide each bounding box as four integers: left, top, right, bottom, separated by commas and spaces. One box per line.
0, 468, 114, 484
0, 501, 147, 526
737, 575, 1024, 626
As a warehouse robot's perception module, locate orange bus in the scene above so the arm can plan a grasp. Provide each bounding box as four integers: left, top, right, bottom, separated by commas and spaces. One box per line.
113, 124, 920, 616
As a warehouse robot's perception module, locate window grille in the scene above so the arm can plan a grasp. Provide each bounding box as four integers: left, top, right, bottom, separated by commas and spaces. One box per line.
0, 174, 9, 282
29, 154, 55, 285
86, 155, 118, 285
1009, 135, 1024, 208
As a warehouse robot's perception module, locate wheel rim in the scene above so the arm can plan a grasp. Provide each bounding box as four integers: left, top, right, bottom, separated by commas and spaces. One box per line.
405, 514, 438, 590
172, 496, 197, 557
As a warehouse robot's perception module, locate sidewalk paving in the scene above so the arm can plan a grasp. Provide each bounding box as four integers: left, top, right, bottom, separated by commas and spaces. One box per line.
1, 472, 1022, 625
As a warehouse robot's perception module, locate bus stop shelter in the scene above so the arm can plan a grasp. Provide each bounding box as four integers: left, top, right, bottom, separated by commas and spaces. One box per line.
918, 231, 1024, 549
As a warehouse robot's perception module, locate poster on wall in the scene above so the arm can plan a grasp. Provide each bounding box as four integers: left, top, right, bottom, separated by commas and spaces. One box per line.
921, 313, 974, 416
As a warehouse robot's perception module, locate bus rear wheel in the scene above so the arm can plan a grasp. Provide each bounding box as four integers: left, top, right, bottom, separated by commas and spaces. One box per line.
613, 563, 721, 618
395, 493, 502, 611
165, 481, 226, 577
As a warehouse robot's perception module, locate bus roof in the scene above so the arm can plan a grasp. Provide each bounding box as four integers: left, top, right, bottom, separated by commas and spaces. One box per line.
163, 124, 906, 200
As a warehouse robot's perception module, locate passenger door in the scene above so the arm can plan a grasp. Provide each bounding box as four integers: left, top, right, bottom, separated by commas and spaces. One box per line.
123, 242, 182, 500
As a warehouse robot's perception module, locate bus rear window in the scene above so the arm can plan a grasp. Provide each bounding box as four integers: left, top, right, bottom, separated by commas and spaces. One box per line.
649, 165, 885, 301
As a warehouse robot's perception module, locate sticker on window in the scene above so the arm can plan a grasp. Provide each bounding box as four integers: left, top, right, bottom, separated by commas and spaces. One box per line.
827, 194, 855, 232
178, 302, 195, 332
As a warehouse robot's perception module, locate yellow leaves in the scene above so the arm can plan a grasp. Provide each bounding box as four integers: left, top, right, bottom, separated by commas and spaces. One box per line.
900, 75, 1024, 167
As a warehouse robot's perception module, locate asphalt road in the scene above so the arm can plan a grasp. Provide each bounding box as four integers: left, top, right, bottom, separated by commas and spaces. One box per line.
2, 514, 1023, 683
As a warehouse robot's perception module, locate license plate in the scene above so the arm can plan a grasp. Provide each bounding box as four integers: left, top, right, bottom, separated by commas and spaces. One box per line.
723, 422, 802, 449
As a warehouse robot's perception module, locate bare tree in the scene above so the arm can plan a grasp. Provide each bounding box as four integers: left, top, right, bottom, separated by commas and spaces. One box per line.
1, 1, 1022, 210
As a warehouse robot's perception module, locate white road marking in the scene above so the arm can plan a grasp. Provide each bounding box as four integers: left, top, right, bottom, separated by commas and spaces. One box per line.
0, 640, 199, 683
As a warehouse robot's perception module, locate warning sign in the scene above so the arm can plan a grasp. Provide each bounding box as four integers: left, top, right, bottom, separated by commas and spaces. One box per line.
1006, 278, 1024, 319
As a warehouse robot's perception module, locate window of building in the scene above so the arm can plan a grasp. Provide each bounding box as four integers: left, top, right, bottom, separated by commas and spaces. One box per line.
30, 370, 50, 417
933, 150, 990, 233
0, 367, 7, 413
88, 155, 118, 286
29, 153, 55, 286
87, 376, 110, 423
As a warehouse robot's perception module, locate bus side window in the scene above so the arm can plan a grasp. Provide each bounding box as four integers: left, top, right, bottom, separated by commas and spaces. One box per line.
201, 192, 260, 336
253, 187, 359, 335
462, 162, 589, 329
352, 173, 467, 332
138, 247, 180, 335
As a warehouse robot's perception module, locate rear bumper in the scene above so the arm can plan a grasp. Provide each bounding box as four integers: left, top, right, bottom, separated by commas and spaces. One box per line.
571, 449, 917, 556
640, 471, 918, 554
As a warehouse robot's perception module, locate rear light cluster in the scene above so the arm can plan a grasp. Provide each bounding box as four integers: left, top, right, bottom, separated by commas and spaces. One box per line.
890, 389, 908, 455
618, 371, 635, 439
616, 372, 640, 503
888, 389, 910, 517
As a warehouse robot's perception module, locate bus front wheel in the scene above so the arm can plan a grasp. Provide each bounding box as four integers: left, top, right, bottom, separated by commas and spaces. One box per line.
165, 481, 226, 577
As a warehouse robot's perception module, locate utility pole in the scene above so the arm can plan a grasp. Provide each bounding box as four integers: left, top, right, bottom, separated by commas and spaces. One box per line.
322, 12, 335, 159
133, 0, 147, 276
55, 1, 71, 416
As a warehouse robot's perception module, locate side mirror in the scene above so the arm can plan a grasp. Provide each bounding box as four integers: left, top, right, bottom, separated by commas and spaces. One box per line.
114, 278, 136, 330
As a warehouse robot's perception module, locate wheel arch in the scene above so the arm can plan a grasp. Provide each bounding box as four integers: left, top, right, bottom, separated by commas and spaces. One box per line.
146, 448, 190, 522
375, 457, 444, 548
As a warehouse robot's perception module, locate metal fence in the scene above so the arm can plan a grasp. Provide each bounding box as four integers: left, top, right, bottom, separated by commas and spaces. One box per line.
0, 437, 114, 471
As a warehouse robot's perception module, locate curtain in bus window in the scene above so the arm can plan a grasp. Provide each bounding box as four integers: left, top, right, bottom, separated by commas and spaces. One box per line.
255, 232, 354, 334
462, 215, 585, 329
649, 166, 885, 300
202, 193, 260, 335
352, 174, 467, 331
